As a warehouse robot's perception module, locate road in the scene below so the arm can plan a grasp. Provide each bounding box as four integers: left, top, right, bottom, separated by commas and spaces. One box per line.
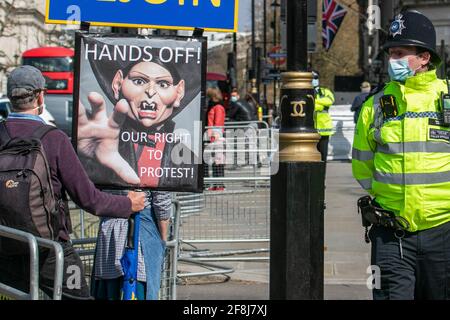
177, 161, 372, 300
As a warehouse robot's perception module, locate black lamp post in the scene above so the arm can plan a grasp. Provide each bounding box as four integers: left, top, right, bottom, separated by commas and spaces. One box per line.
271, 1, 280, 111
270, 0, 325, 300
263, 0, 268, 112
251, 0, 259, 102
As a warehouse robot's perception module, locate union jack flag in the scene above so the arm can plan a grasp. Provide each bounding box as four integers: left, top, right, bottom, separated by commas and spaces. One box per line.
322, 0, 347, 51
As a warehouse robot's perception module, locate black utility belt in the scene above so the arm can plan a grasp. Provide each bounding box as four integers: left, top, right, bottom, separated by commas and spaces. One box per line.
357, 196, 409, 230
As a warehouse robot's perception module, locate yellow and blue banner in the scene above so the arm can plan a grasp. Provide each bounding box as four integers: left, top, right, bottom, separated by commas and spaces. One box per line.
45, 0, 238, 32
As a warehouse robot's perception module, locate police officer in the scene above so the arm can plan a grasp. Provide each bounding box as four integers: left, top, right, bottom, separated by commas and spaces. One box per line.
312, 70, 335, 162
352, 10, 450, 300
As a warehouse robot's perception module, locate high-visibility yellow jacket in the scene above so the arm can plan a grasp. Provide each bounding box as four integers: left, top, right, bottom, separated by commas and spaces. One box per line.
352, 70, 450, 232
314, 87, 335, 136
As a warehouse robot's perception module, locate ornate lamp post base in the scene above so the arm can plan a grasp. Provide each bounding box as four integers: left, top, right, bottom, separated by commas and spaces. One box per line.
270, 2, 325, 300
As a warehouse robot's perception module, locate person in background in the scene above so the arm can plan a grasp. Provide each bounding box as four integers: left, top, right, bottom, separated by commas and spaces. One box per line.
227, 88, 258, 122
205, 87, 225, 191
92, 190, 171, 300
312, 70, 335, 162
350, 81, 371, 124
245, 93, 263, 123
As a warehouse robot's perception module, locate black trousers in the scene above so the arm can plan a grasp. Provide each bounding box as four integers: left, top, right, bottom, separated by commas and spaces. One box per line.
204, 143, 225, 188
369, 221, 450, 300
317, 135, 329, 162
0, 240, 91, 300
204, 163, 225, 188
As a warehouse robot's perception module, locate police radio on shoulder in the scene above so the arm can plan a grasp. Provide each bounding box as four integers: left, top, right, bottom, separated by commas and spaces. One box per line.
380, 94, 398, 119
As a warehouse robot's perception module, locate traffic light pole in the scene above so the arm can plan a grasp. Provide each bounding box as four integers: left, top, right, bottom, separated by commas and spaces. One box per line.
251, 0, 258, 102
270, 0, 325, 300
273, 2, 277, 110
263, 0, 268, 111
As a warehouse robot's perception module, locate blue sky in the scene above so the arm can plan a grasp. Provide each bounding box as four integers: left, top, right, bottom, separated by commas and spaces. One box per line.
238, 0, 252, 32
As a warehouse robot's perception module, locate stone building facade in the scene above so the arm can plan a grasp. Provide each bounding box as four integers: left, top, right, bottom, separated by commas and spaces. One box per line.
310, 0, 363, 91
0, 0, 66, 93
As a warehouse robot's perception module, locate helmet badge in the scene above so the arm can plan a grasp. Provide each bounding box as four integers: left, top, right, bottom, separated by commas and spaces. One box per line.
390, 14, 406, 38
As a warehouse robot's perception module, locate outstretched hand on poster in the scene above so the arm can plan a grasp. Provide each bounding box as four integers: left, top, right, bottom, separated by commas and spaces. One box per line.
78, 92, 141, 185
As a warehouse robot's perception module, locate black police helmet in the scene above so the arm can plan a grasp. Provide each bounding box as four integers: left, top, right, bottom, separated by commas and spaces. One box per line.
382, 10, 441, 66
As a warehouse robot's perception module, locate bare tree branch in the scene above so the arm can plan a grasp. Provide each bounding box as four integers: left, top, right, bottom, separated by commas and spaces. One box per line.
0, 0, 20, 71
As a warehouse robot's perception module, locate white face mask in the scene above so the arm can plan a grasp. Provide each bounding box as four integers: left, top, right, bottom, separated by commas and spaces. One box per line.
312, 79, 319, 87
230, 96, 238, 102
32, 104, 44, 115
388, 57, 420, 82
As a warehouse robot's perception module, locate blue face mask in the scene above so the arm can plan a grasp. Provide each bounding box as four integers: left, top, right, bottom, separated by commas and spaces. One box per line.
230, 96, 238, 102
312, 79, 319, 87
388, 57, 416, 82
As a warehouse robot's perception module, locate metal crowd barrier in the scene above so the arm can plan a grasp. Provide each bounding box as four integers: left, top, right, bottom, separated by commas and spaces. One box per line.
204, 122, 275, 177
223, 120, 270, 129
159, 200, 180, 300
70, 199, 181, 300
177, 176, 270, 250
175, 176, 270, 280
0, 225, 64, 300
176, 122, 274, 279
69, 120, 274, 292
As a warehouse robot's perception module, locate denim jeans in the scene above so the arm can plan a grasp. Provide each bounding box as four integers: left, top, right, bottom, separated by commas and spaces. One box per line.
140, 206, 166, 300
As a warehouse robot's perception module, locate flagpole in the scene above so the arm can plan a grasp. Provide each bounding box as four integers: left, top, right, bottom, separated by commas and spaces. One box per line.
270, 0, 325, 300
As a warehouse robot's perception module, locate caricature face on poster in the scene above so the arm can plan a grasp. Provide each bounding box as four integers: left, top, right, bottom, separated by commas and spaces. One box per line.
73, 33, 206, 192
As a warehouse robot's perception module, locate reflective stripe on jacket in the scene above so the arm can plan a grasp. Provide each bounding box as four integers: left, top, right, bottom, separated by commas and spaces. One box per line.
314, 87, 335, 136
352, 69, 450, 232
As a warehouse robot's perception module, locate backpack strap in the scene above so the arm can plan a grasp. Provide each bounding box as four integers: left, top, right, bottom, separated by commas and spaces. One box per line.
31, 124, 58, 140
0, 121, 11, 147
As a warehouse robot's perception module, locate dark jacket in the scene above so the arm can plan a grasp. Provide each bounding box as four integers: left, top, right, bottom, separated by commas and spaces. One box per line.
351, 92, 370, 124
5, 118, 132, 240
227, 99, 257, 122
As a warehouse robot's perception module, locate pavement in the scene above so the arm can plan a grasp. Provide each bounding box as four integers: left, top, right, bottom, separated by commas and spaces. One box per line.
176, 161, 373, 300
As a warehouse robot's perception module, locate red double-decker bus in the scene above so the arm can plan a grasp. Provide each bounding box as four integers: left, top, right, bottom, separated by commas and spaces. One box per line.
21, 47, 74, 136
22, 47, 74, 95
